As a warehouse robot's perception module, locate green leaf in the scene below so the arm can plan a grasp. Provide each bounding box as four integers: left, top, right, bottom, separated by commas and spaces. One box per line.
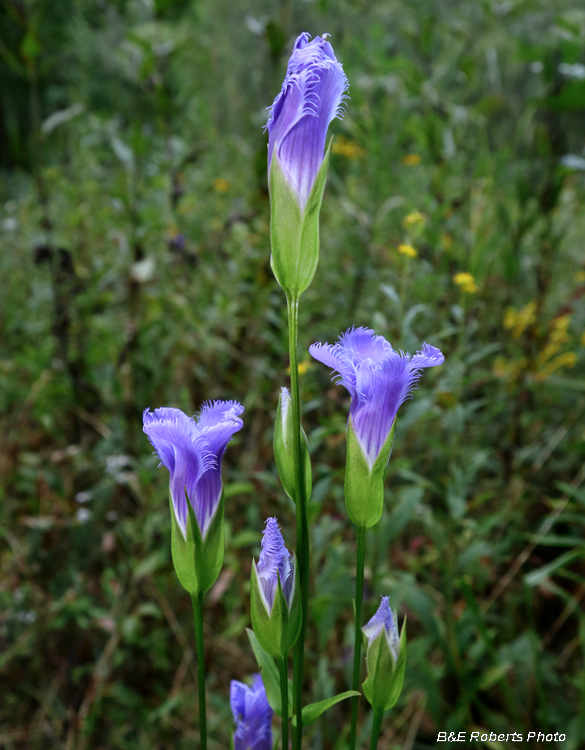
524, 547, 585, 588
246, 629, 281, 715
291, 691, 360, 727
223, 482, 255, 499
20, 31, 41, 61
478, 662, 512, 691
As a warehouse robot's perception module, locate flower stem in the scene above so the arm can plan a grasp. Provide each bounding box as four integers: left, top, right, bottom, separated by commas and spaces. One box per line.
369, 709, 384, 750
286, 292, 309, 750
279, 655, 290, 750
191, 593, 207, 750
349, 524, 367, 750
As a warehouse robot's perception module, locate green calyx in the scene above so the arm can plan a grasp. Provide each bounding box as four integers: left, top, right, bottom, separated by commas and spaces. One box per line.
274, 389, 312, 506
250, 554, 302, 660
344, 417, 396, 529
169, 492, 225, 597
362, 616, 407, 714
268, 139, 332, 298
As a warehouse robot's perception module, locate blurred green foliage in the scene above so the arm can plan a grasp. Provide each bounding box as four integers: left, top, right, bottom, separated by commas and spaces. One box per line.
1, 0, 585, 748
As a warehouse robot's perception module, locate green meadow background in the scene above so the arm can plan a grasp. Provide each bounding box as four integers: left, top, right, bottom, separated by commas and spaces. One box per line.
1, 0, 585, 747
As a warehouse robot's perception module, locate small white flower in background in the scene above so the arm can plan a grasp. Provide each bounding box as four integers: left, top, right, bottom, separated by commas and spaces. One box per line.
76, 508, 92, 524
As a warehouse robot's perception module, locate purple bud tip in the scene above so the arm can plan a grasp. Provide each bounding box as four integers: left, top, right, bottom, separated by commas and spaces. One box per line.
362, 596, 399, 661
256, 517, 294, 611
266, 32, 349, 210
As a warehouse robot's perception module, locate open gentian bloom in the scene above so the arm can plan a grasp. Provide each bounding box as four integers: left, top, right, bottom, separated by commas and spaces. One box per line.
266, 32, 349, 211
363, 596, 399, 664
255, 518, 294, 614
309, 327, 444, 468
143, 401, 244, 539
230, 674, 273, 750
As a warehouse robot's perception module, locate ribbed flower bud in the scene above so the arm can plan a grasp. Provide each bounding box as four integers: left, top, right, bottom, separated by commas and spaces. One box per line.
250, 518, 301, 659
266, 32, 349, 297
273, 387, 312, 505
362, 597, 407, 714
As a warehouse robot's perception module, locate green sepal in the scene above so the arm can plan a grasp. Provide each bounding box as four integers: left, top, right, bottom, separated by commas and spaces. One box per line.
274, 389, 312, 505
169, 491, 225, 596
246, 629, 293, 717
291, 690, 360, 728
362, 616, 407, 714
250, 553, 302, 660
269, 139, 332, 297
344, 417, 396, 529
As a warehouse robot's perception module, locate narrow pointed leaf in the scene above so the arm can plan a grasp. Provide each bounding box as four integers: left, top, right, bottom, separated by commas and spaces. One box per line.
291, 691, 360, 727
246, 628, 282, 715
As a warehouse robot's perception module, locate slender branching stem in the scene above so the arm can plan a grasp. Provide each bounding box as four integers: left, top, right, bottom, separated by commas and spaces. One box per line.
349, 525, 367, 750
369, 709, 384, 750
286, 292, 309, 750
191, 593, 207, 750
279, 655, 290, 750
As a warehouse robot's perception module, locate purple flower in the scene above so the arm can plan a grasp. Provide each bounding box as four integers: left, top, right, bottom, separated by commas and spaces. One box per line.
309, 327, 444, 467
266, 32, 349, 210
230, 673, 273, 750
256, 518, 294, 613
143, 401, 244, 539
362, 596, 399, 663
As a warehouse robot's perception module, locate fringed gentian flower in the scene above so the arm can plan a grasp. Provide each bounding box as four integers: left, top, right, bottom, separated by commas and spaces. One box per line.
362, 596, 399, 664
256, 518, 294, 612
143, 401, 244, 539
310, 327, 444, 528
251, 518, 301, 658
309, 327, 444, 469
266, 33, 349, 297
230, 674, 273, 750
266, 32, 349, 211
362, 596, 407, 718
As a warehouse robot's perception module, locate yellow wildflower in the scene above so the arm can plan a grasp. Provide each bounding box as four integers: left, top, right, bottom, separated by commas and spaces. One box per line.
535, 352, 578, 381
332, 136, 365, 159
402, 211, 426, 231
398, 244, 418, 258
453, 272, 479, 294
536, 315, 572, 366
493, 356, 527, 381
286, 360, 311, 376
402, 153, 421, 166
576, 271, 585, 283
503, 301, 536, 339
213, 178, 231, 193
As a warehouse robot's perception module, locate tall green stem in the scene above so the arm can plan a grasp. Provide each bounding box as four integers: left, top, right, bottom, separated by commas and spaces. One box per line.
349, 525, 367, 750
279, 655, 290, 750
369, 709, 384, 750
191, 593, 207, 750
286, 293, 309, 750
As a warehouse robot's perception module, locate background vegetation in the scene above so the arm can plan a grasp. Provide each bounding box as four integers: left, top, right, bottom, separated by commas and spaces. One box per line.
1, 0, 585, 748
